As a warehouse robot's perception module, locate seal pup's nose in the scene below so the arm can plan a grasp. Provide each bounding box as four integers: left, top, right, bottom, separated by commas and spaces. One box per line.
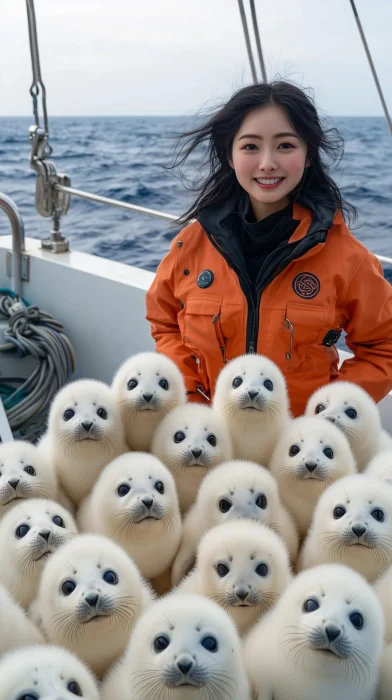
8, 479, 19, 490
142, 496, 153, 509
85, 593, 99, 608
81, 421, 93, 432
235, 587, 249, 602
248, 390, 259, 400
177, 657, 193, 675
39, 530, 51, 542
143, 393, 153, 403
191, 448, 202, 459
305, 462, 317, 473
325, 623, 341, 642
352, 524, 366, 538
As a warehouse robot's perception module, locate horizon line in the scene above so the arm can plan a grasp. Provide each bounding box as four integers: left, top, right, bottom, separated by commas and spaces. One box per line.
0, 113, 387, 119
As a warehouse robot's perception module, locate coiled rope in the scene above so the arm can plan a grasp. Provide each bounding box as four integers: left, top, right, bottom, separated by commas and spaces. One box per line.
0, 290, 75, 442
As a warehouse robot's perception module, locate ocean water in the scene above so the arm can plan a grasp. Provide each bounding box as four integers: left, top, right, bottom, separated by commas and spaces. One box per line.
0, 116, 391, 278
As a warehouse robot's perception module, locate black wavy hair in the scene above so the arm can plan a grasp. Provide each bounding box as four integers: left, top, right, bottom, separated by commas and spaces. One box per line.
169, 80, 356, 226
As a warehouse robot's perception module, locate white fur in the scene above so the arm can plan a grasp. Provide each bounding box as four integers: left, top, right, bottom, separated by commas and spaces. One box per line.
243, 564, 384, 700
40, 378, 128, 505
213, 353, 290, 464
171, 460, 298, 586
0, 645, 99, 700
102, 594, 251, 700
0, 439, 73, 517
305, 380, 387, 471
373, 563, 392, 643
112, 351, 186, 451
151, 403, 232, 512
31, 533, 154, 678
177, 520, 291, 635
0, 583, 43, 654
365, 449, 392, 485
270, 417, 356, 537
298, 474, 392, 581
0, 498, 78, 608
78, 452, 182, 580
378, 643, 392, 700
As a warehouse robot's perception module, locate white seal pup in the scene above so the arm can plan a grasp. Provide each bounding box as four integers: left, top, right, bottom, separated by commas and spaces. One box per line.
213, 353, 290, 465
0, 439, 73, 518
102, 593, 251, 700
151, 403, 233, 512
365, 449, 392, 484
305, 380, 392, 471
0, 583, 43, 654
0, 645, 100, 700
243, 563, 384, 700
31, 533, 154, 678
269, 416, 356, 537
112, 351, 186, 451
177, 520, 291, 635
40, 378, 128, 505
298, 474, 392, 581
78, 451, 182, 581
172, 459, 298, 585
378, 643, 392, 700
0, 498, 78, 608
373, 563, 392, 643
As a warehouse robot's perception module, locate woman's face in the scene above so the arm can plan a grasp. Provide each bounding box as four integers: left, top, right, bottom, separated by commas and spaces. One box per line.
230, 104, 309, 220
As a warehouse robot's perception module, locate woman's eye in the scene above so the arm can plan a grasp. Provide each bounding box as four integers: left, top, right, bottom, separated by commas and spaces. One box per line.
243, 143, 258, 151
174, 431, 186, 443
219, 498, 232, 513
278, 142, 295, 149
24, 465, 36, 476
315, 404, 325, 414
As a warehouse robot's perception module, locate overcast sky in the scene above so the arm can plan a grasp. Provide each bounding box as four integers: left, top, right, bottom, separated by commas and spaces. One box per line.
1, 0, 391, 117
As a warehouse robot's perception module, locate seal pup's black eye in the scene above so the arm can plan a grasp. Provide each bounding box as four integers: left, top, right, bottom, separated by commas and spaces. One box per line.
127, 378, 138, 390
68, 681, 83, 696
349, 612, 364, 630
264, 379, 273, 391
255, 563, 269, 577
216, 563, 229, 577
174, 431, 186, 443
315, 404, 325, 414
207, 434, 217, 447
154, 634, 170, 652
323, 447, 334, 459
232, 376, 243, 388
371, 508, 384, 522
345, 408, 357, 419
333, 505, 346, 519
219, 498, 232, 513
52, 515, 65, 528
17, 695, 38, 700
24, 465, 36, 476
256, 493, 267, 509
15, 524, 30, 538
97, 407, 107, 419
117, 483, 131, 497
289, 445, 300, 457
201, 635, 218, 652
63, 408, 75, 421
155, 480, 164, 494
103, 570, 118, 585
159, 378, 169, 390
62, 580, 76, 596
303, 598, 319, 613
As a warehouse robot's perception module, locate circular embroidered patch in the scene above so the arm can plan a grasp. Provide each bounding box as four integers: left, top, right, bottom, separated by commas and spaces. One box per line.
292, 272, 320, 299
197, 269, 214, 289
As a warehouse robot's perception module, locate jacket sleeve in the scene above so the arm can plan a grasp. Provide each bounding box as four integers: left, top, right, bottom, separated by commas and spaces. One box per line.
338, 250, 392, 402
145, 239, 208, 403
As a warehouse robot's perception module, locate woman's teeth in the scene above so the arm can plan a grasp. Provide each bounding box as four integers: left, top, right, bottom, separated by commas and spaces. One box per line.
255, 177, 283, 184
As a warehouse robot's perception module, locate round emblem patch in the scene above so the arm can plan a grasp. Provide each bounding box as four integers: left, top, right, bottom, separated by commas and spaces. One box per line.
197, 269, 214, 289
292, 272, 320, 299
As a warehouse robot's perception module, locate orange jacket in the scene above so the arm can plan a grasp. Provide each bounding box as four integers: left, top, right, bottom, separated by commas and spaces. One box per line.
146, 201, 392, 416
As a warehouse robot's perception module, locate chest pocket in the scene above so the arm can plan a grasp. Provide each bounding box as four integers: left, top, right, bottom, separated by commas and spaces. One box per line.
284, 301, 336, 370
178, 297, 225, 362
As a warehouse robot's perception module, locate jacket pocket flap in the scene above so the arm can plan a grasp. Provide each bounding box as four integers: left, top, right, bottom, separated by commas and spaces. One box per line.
185, 297, 222, 316
286, 301, 333, 327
